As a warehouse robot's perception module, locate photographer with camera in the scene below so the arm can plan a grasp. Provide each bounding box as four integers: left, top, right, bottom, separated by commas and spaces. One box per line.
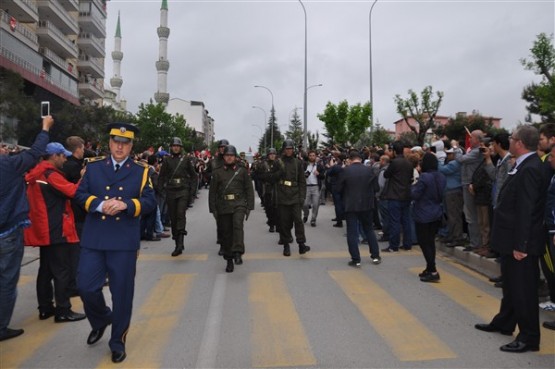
303, 150, 325, 227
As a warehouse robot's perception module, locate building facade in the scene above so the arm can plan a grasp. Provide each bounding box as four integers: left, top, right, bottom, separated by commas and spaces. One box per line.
0, 0, 107, 105
165, 98, 215, 145
394, 112, 502, 138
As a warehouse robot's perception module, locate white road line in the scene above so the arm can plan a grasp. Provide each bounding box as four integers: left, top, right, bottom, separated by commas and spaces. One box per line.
193, 274, 227, 369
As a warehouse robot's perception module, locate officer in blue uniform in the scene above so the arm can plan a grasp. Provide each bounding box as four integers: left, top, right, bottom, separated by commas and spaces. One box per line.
75, 123, 156, 363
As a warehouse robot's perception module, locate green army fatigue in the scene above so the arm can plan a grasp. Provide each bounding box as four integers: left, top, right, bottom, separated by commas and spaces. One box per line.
257, 159, 281, 231
209, 163, 255, 260
276, 155, 308, 251
158, 153, 196, 250
210, 155, 225, 248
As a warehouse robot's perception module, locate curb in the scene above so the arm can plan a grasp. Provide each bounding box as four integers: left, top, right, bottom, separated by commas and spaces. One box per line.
438, 243, 500, 279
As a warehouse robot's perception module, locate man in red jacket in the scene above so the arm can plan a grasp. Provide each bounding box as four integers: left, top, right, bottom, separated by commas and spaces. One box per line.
24, 142, 86, 323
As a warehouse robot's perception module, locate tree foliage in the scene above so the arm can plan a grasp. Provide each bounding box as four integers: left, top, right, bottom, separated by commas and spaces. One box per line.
258, 108, 283, 153
520, 33, 555, 123
394, 86, 444, 146
433, 112, 508, 144
317, 100, 372, 147
134, 102, 202, 153
285, 108, 303, 148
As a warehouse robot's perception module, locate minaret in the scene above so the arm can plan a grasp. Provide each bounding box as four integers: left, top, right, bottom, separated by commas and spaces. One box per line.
154, 0, 170, 105
110, 11, 123, 103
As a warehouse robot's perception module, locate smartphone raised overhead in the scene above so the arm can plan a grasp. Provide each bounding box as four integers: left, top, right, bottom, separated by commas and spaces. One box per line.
40, 101, 50, 118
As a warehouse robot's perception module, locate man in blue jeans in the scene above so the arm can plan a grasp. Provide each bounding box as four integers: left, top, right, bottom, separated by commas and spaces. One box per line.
0, 116, 54, 341
381, 141, 413, 251
336, 150, 381, 266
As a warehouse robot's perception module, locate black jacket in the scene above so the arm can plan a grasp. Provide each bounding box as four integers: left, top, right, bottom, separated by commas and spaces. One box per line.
335, 162, 377, 212
382, 156, 413, 201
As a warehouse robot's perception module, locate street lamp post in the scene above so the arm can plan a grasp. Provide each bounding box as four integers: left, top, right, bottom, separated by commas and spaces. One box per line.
254, 85, 275, 148
251, 124, 265, 152
298, 0, 308, 150
369, 0, 378, 144
252, 105, 268, 149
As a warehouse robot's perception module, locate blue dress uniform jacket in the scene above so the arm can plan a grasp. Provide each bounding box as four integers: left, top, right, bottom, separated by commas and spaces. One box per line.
75, 157, 157, 251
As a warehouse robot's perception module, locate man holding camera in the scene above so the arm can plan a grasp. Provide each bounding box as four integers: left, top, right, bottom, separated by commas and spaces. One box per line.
303, 150, 325, 227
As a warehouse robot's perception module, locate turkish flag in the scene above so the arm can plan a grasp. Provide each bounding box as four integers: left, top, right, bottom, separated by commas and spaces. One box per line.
9, 17, 16, 31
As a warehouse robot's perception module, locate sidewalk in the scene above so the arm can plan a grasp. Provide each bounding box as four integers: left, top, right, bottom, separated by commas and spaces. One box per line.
437, 243, 500, 278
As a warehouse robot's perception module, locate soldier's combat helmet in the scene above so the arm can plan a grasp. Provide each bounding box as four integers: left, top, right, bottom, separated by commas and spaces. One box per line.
171, 137, 183, 146
282, 139, 295, 150
223, 145, 237, 156
218, 139, 230, 147
267, 148, 277, 155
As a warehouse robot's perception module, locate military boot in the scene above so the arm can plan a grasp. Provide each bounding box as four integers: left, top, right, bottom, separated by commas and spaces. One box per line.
233, 252, 243, 265
283, 244, 291, 257
226, 259, 234, 273
171, 234, 184, 257
299, 243, 311, 255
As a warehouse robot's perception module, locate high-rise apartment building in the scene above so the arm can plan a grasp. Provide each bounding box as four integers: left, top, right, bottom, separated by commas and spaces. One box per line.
0, 0, 107, 106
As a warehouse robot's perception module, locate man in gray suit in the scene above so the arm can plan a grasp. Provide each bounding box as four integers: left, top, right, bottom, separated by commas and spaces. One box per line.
457, 130, 484, 251
335, 150, 381, 267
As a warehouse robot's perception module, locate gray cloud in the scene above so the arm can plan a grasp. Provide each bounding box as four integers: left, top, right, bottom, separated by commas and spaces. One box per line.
105, 0, 554, 151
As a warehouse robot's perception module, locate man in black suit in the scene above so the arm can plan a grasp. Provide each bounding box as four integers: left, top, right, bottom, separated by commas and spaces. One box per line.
475, 125, 548, 353
335, 150, 381, 267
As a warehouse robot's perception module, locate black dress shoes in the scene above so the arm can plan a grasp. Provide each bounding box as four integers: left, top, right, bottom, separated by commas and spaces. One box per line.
87, 323, 110, 345
54, 310, 86, 323
111, 351, 127, 363
299, 244, 311, 254
489, 275, 502, 283
0, 328, 24, 341
474, 323, 512, 336
39, 311, 55, 320
499, 340, 539, 353
543, 320, 555, 330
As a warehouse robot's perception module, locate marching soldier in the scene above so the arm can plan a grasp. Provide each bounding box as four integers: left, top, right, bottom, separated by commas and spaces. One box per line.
209, 145, 255, 273
257, 148, 281, 233
209, 139, 229, 254
75, 123, 157, 363
277, 139, 310, 256
158, 137, 196, 257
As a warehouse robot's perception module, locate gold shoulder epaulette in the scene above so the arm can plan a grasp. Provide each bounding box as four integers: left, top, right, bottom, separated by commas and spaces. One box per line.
84, 156, 106, 164
134, 160, 149, 168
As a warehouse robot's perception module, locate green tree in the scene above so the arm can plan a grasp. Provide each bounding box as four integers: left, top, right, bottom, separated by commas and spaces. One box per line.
258, 108, 283, 153
394, 86, 444, 146
0, 67, 38, 144
317, 100, 372, 147
285, 108, 303, 147
520, 33, 555, 123
433, 112, 507, 143
371, 124, 393, 148
134, 102, 195, 153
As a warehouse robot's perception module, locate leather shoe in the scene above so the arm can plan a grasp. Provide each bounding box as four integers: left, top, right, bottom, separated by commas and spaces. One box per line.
543, 320, 555, 330
0, 328, 24, 341
474, 323, 512, 336
225, 259, 234, 273
489, 276, 502, 283
87, 323, 111, 345
111, 351, 127, 363
54, 310, 86, 323
499, 340, 539, 353
299, 244, 310, 254
234, 253, 243, 265
39, 311, 55, 320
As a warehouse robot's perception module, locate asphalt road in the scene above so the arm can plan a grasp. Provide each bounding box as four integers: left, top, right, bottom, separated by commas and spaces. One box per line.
1, 188, 554, 369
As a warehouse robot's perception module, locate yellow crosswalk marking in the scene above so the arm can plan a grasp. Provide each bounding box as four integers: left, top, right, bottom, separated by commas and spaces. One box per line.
138, 253, 208, 261
249, 272, 316, 367
329, 270, 457, 361
95, 274, 195, 368
0, 297, 83, 368
409, 267, 555, 355
243, 249, 418, 260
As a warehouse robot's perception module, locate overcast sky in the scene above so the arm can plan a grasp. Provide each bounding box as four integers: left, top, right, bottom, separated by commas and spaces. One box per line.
103, 0, 554, 152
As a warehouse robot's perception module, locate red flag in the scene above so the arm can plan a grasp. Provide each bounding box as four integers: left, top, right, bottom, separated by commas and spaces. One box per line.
464, 126, 472, 153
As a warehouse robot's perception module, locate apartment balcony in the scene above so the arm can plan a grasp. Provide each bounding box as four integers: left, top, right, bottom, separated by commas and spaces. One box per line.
37, 21, 79, 59
0, 45, 80, 104
77, 32, 105, 58
78, 77, 104, 100
78, 8, 106, 39
39, 47, 78, 79
77, 55, 104, 79
0, 0, 39, 23
36, 0, 79, 35
60, 0, 79, 12
0, 10, 39, 51
92, 0, 108, 17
